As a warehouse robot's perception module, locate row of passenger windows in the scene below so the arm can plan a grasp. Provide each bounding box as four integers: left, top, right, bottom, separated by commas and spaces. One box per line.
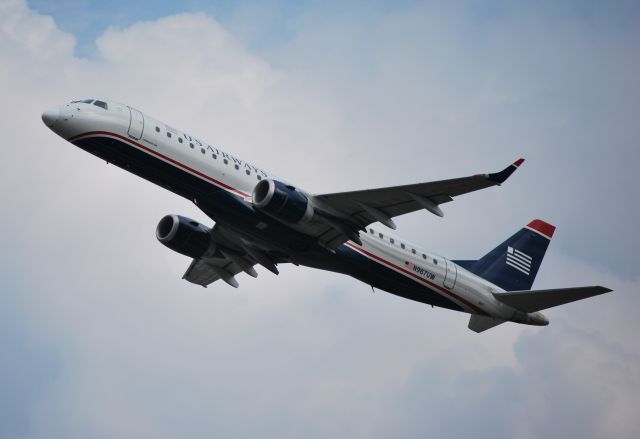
368, 228, 438, 264
154, 125, 263, 180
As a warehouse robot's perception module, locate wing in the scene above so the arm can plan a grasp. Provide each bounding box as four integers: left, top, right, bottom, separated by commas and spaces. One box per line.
182, 225, 280, 288
312, 158, 525, 249
182, 256, 251, 288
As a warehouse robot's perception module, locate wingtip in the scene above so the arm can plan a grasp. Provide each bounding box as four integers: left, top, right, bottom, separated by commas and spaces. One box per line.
487, 158, 525, 184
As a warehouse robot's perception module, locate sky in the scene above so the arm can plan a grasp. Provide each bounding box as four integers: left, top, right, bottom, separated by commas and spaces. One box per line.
1, 0, 639, 437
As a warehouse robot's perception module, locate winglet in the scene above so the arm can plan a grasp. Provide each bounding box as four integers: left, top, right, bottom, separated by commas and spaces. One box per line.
487, 158, 525, 185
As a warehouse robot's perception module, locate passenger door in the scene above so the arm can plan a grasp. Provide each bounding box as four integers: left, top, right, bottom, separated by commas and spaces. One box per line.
444, 258, 457, 289
127, 106, 144, 140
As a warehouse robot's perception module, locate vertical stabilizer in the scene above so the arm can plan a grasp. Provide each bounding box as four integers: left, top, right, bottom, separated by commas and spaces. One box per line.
455, 219, 555, 291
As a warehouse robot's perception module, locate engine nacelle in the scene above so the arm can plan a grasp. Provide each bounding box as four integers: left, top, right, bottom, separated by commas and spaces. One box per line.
252, 179, 314, 224
156, 214, 212, 258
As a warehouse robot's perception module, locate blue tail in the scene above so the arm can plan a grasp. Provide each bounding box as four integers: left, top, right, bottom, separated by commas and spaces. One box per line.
454, 219, 556, 291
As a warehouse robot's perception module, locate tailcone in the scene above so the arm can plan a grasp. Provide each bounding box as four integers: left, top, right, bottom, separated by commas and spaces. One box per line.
529, 311, 549, 326
511, 309, 549, 326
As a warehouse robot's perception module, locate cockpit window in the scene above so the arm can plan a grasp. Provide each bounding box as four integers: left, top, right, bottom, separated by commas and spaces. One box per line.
93, 100, 108, 110
70, 99, 108, 109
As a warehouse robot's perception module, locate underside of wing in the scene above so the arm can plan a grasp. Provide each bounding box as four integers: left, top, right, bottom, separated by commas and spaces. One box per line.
183, 257, 244, 288
183, 258, 222, 287
181, 224, 283, 288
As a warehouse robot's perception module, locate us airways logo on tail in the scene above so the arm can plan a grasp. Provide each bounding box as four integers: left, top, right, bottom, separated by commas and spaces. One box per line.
506, 246, 532, 275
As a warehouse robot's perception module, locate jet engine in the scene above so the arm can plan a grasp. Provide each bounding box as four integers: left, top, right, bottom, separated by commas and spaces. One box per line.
252, 179, 314, 225
156, 214, 213, 258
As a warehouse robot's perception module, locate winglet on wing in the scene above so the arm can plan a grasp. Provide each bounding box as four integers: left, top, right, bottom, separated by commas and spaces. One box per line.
487, 158, 525, 185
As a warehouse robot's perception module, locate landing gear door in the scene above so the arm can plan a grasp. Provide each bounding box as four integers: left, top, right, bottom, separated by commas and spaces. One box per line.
444, 258, 457, 289
128, 106, 144, 140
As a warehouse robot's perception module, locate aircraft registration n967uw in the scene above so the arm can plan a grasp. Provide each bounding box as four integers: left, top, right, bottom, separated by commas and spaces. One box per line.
42, 99, 612, 332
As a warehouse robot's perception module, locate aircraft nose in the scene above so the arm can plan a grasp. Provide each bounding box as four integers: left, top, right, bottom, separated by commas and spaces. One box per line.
42, 107, 60, 127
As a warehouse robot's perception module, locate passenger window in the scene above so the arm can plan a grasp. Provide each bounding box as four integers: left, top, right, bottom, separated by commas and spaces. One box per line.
412, 249, 416, 254
257, 175, 262, 180
378, 233, 383, 238
401, 243, 405, 249
200, 148, 205, 154
155, 127, 160, 133
223, 159, 228, 165
167, 132, 172, 138
433, 259, 438, 265
189, 143, 194, 149
390, 238, 394, 244
212, 154, 217, 159
234, 164, 239, 170
422, 254, 427, 259
246, 170, 251, 175
178, 137, 183, 144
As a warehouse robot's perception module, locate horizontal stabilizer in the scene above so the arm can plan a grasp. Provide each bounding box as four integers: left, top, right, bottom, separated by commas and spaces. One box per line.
468, 315, 507, 333
493, 286, 612, 312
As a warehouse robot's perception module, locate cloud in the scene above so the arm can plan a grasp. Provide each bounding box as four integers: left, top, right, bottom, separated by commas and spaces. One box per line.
1, 0, 638, 437
382, 324, 640, 439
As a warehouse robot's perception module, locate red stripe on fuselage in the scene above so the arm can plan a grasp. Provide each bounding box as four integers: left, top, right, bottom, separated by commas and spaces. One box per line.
344, 242, 485, 314
67, 131, 250, 198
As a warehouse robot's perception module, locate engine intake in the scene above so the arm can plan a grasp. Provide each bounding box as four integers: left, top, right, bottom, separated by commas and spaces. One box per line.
252, 179, 314, 224
156, 214, 212, 258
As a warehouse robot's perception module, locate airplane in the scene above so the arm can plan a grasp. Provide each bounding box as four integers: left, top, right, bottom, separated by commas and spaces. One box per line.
42, 99, 611, 332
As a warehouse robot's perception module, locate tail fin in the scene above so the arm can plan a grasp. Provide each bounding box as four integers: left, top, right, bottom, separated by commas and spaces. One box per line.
454, 219, 556, 291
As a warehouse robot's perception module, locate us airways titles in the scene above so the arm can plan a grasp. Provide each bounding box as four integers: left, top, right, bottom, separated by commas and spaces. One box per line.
167, 126, 269, 179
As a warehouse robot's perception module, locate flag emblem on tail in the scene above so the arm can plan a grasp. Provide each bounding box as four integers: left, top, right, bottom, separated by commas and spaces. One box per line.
506, 246, 532, 275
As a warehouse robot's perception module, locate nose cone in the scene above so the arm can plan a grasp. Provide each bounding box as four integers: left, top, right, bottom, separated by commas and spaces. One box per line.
42, 107, 60, 127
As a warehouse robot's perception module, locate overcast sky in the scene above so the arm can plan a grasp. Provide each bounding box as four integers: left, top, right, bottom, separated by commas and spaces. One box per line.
1, 0, 639, 437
